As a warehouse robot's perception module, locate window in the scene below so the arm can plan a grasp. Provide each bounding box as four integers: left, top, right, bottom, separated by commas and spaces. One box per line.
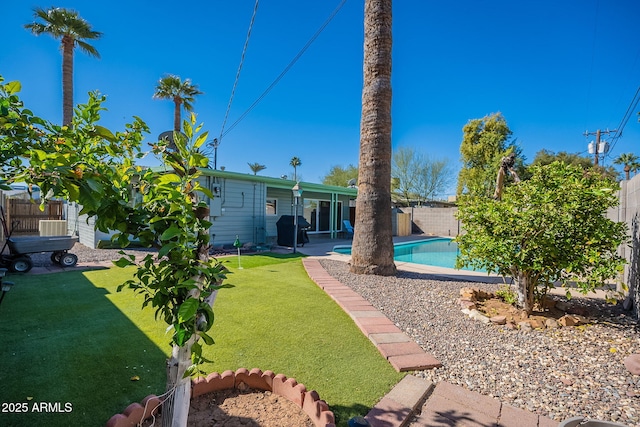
266, 198, 277, 215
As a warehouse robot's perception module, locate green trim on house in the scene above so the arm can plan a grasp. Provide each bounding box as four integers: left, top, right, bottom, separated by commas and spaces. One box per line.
150, 166, 358, 197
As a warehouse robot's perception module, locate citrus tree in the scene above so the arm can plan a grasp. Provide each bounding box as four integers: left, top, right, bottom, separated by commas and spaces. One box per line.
456, 161, 628, 313
2, 77, 229, 427
113, 116, 232, 427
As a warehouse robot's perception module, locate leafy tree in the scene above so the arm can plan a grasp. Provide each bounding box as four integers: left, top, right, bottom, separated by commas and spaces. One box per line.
416, 157, 452, 203
613, 152, 640, 180
113, 117, 230, 426
289, 156, 301, 181
456, 161, 628, 313
24, 7, 102, 126
457, 112, 520, 197
247, 162, 266, 175
321, 164, 359, 187
153, 74, 203, 132
351, 0, 396, 276
532, 149, 618, 180
392, 146, 452, 205
392, 146, 420, 206
2, 78, 229, 427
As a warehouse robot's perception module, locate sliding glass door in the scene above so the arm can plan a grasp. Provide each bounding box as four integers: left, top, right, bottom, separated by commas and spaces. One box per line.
303, 199, 342, 233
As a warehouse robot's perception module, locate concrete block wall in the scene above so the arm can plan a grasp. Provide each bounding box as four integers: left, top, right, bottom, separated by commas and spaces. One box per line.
614, 175, 640, 319
403, 207, 460, 237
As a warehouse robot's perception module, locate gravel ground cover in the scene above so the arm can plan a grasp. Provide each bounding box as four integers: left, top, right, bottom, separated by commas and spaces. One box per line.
319, 258, 640, 426
26, 242, 156, 266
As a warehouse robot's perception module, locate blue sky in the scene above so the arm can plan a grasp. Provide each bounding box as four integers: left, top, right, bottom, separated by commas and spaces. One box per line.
2, 1, 639, 196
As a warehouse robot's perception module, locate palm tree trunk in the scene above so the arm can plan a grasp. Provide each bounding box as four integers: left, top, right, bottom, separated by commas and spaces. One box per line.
350, 0, 396, 276
173, 98, 182, 132
62, 36, 74, 127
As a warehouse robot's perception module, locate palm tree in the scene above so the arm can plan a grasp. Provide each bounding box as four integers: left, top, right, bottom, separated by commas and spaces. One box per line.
290, 157, 302, 181
350, 0, 396, 276
614, 153, 640, 180
25, 7, 102, 126
248, 162, 266, 175
153, 75, 203, 132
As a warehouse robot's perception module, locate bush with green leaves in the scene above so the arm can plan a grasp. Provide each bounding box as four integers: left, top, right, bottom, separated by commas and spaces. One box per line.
456, 161, 628, 313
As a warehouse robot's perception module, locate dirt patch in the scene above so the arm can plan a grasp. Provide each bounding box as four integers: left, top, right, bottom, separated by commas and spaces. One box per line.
475, 296, 566, 326
141, 388, 314, 427
458, 286, 632, 330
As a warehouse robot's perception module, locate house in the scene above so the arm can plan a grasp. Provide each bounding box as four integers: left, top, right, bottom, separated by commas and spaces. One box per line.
66, 168, 357, 249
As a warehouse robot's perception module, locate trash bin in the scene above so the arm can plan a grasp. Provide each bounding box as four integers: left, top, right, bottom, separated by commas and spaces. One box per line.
558, 417, 629, 427
276, 215, 310, 247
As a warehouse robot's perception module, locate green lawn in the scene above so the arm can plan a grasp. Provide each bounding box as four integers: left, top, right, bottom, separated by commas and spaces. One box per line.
0, 254, 403, 426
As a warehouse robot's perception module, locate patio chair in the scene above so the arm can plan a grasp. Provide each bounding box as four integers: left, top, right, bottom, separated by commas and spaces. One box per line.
342, 220, 354, 238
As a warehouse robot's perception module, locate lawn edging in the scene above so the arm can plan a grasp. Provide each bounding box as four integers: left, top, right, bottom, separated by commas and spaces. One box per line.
105, 367, 335, 427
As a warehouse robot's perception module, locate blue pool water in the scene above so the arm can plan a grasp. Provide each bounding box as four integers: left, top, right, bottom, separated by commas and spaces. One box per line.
334, 238, 474, 270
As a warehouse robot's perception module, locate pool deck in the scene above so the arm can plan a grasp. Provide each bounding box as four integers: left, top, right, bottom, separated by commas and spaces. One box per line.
291, 233, 506, 284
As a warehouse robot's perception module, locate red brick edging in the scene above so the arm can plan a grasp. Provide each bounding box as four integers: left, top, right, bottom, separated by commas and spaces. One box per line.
105, 368, 335, 427
302, 258, 442, 372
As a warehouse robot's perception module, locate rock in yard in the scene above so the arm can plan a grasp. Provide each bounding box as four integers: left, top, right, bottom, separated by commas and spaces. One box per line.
490, 315, 507, 325
518, 321, 533, 332
624, 354, 640, 375
559, 376, 574, 386
460, 287, 476, 301
545, 318, 560, 329
558, 314, 587, 327
459, 299, 477, 310
529, 318, 546, 329
469, 309, 490, 324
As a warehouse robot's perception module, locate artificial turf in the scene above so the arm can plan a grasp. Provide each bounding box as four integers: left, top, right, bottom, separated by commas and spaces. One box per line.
0, 254, 404, 426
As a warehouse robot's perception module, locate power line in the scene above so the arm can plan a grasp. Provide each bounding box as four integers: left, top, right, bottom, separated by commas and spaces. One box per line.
607, 85, 640, 156
221, 0, 348, 139
218, 0, 260, 143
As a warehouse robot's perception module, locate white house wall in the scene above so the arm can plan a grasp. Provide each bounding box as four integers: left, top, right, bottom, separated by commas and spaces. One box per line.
65, 202, 109, 248
206, 177, 268, 247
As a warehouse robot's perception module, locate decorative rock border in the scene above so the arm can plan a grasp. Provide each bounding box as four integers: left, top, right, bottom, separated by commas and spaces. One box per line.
459, 287, 590, 331
105, 368, 335, 427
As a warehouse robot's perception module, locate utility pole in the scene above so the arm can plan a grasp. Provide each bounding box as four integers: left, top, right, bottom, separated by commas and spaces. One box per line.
584, 129, 617, 166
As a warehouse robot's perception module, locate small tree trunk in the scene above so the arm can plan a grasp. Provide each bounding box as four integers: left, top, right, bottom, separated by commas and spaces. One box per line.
515, 271, 535, 314
162, 199, 213, 426
163, 338, 195, 427
493, 167, 506, 200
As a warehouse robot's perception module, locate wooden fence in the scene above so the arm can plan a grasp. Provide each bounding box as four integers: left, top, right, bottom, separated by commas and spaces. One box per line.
2, 199, 64, 236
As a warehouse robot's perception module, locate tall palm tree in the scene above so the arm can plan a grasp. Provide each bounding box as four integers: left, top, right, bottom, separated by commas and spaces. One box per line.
153, 75, 203, 132
290, 156, 302, 181
248, 162, 266, 175
25, 7, 102, 126
350, 0, 396, 276
614, 153, 640, 180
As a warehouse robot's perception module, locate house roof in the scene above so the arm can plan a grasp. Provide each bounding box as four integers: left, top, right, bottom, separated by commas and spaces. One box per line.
151, 166, 358, 197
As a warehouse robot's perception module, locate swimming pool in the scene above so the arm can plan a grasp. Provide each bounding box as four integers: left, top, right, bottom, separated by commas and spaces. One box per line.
333, 238, 473, 270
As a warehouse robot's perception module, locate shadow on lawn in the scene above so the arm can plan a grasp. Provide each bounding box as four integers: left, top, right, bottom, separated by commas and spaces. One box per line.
0, 270, 167, 427
330, 402, 375, 426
